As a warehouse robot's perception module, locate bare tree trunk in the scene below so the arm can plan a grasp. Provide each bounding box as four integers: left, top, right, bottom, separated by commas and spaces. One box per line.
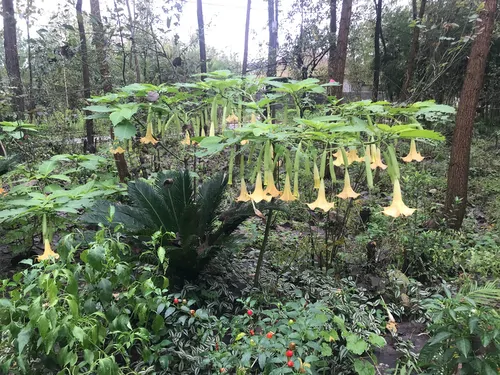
2, 0, 25, 118
114, 0, 127, 85
76, 0, 95, 153
197, 0, 208, 78
331, 0, 353, 98
327, 0, 337, 83
90, 0, 112, 93
267, 0, 278, 77
125, 0, 140, 82
26, 8, 34, 122
372, 0, 382, 101
445, 0, 496, 229
242, 0, 252, 75
399, 0, 427, 101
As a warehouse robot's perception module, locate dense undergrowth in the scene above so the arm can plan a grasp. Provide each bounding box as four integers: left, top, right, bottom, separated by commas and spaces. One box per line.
0, 75, 499, 374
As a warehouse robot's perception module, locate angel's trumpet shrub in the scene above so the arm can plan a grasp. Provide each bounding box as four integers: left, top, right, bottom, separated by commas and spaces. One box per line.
347, 149, 363, 164
37, 239, 60, 262
370, 147, 387, 170
337, 169, 360, 199
249, 172, 272, 203
236, 179, 251, 202
382, 179, 416, 218
402, 140, 424, 162
280, 173, 296, 202
140, 122, 158, 145
307, 179, 335, 212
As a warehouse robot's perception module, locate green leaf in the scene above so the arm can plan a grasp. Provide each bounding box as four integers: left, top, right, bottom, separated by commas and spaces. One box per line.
157, 246, 165, 264
258, 352, 267, 369
345, 333, 368, 355
50, 174, 71, 182
84, 105, 113, 113
17, 326, 31, 354
87, 246, 105, 271
37, 314, 50, 338
98, 279, 113, 303
114, 121, 137, 140
398, 129, 445, 141
321, 342, 333, 356
83, 349, 95, 365
152, 314, 165, 334
455, 338, 471, 357
72, 326, 85, 342
97, 357, 119, 375
429, 331, 452, 345
353, 359, 376, 375
0, 298, 13, 310
368, 333, 386, 348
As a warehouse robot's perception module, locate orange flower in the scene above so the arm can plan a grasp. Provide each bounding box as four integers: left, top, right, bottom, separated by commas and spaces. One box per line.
402, 140, 424, 162
307, 179, 335, 212
236, 179, 251, 202
249, 172, 272, 203
382, 179, 416, 217
280, 173, 296, 202
140, 122, 158, 145
337, 170, 360, 200
37, 239, 60, 262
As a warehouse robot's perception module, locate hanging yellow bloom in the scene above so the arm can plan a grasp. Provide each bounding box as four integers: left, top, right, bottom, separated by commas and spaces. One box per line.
337, 170, 360, 199
37, 239, 60, 262
402, 139, 424, 162
332, 150, 343, 166
280, 173, 296, 202
365, 145, 375, 163
140, 122, 158, 145
181, 131, 194, 146
226, 113, 239, 124
249, 172, 272, 203
307, 179, 335, 212
110, 146, 125, 154
370, 147, 387, 170
347, 149, 363, 163
236, 179, 251, 202
209, 121, 215, 137
250, 113, 257, 123
313, 162, 321, 189
382, 179, 416, 217
241, 139, 249, 145
263, 170, 281, 198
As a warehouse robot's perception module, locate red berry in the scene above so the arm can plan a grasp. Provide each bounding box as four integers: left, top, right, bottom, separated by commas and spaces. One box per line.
173, 298, 179, 304
247, 309, 253, 316
266, 332, 274, 339
190, 309, 196, 316
287, 360, 294, 368
250, 329, 255, 336
286, 350, 293, 358
220, 368, 226, 373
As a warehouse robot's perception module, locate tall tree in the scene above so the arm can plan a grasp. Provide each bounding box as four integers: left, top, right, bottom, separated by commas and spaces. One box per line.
125, 0, 141, 82
76, 0, 95, 152
445, 0, 497, 229
327, 0, 337, 83
372, 0, 383, 101
197, 0, 207, 78
267, 0, 279, 77
331, 0, 353, 98
90, 0, 112, 93
242, 0, 252, 75
399, 0, 427, 101
24, 0, 35, 121
2, 0, 25, 117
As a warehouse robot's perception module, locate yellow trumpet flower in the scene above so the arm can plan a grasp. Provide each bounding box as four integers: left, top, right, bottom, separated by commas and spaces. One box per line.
110, 146, 125, 154
249, 172, 272, 203
370, 147, 387, 170
382, 179, 416, 217
209, 121, 215, 137
337, 170, 360, 199
332, 150, 343, 166
226, 113, 239, 124
140, 122, 158, 145
263, 171, 281, 198
347, 149, 363, 163
313, 162, 321, 189
37, 239, 60, 262
280, 173, 296, 202
180, 131, 194, 146
307, 179, 335, 212
402, 140, 424, 162
236, 179, 251, 202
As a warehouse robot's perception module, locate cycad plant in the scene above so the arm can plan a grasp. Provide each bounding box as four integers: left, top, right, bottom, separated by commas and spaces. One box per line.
83, 170, 260, 285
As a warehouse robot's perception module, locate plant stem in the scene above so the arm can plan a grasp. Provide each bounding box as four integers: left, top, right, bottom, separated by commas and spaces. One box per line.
254, 209, 274, 287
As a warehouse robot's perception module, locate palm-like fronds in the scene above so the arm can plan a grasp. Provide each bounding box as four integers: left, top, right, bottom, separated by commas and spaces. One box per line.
459, 279, 500, 307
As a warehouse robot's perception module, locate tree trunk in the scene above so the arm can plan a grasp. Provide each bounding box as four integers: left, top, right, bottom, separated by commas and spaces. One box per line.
327, 0, 337, 84
399, 0, 427, 101
331, 0, 353, 98
90, 0, 112, 93
2, 0, 25, 118
26, 10, 34, 122
113, 0, 127, 85
125, 0, 140, 82
372, 0, 382, 101
267, 0, 278, 77
242, 0, 252, 75
197, 0, 208, 78
444, 0, 496, 229
76, 0, 95, 153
